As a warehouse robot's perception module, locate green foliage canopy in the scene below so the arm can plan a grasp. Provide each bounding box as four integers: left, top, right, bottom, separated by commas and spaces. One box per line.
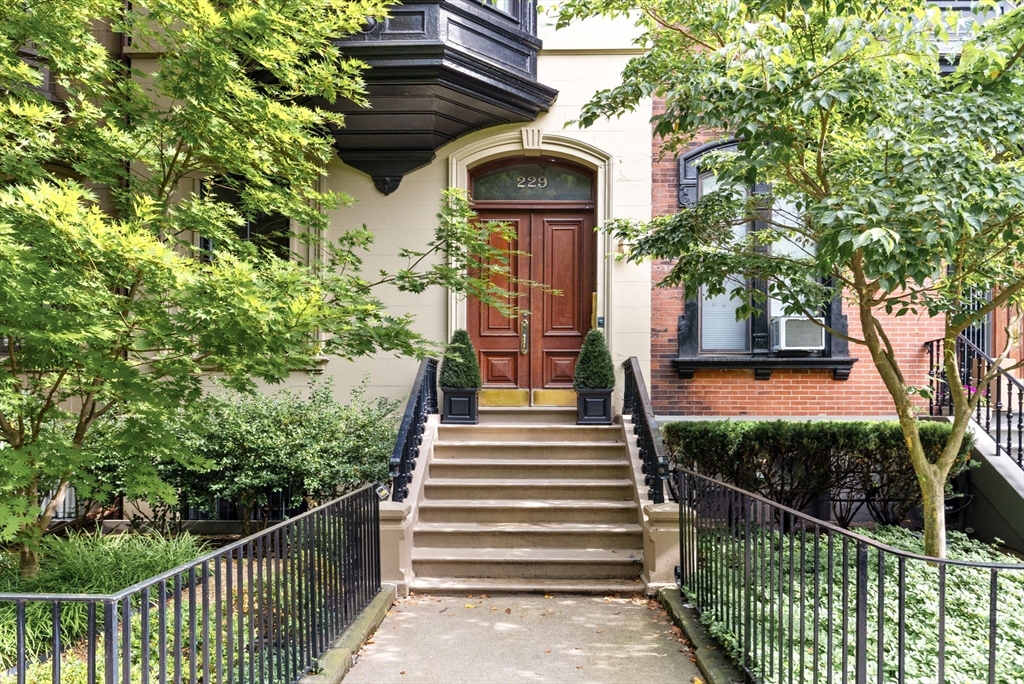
557, 0, 1024, 557
0, 0, 520, 573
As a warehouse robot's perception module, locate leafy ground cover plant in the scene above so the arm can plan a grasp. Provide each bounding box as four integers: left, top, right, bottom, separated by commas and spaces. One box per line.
685, 525, 1024, 683
573, 330, 616, 390
664, 420, 973, 525
0, 532, 206, 669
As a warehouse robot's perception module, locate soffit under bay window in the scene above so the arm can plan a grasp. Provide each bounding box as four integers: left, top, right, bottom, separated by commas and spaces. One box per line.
674, 140, 857, 381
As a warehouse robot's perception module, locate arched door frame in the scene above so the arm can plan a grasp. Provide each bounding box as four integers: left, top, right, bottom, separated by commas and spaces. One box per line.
447, 129, 615, 356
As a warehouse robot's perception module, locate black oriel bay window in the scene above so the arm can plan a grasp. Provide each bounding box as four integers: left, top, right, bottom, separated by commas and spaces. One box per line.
674, 141, 856, 381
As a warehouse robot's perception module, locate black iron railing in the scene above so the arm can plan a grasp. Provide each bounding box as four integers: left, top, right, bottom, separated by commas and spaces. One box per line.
926, 335, 1024, 470
623, 357, 671, 504
677, 469, 1024, 684
389, 357, 438, 502
0, 485, 381, 683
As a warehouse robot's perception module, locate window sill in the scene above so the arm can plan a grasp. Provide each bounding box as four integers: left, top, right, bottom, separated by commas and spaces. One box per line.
671, 356, 858, 381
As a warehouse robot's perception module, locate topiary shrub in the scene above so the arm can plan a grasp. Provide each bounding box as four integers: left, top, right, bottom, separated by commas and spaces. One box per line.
574, 330, 615, 390
439, 329, 482, 389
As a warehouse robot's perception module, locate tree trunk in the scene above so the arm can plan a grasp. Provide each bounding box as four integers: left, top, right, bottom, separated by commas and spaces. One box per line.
920, 469, 947, 558
19, 542, 41, 580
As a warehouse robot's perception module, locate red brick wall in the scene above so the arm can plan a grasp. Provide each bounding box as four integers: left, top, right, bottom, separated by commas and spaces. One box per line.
649, 101, 943, 416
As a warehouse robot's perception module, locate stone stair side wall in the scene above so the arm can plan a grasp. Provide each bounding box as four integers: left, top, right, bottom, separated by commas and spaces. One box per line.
380, 413, 440, 596
623, 417, 682, 594
958, 418, 1024, 553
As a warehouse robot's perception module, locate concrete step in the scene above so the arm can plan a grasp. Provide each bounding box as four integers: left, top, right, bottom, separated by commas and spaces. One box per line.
432, 441, 628, 460
409, 576, 645, 595
422, 479, 635, 501
477, 407, 577, 425
412, 522, 643, 549
427, 459, 631, 480
437, 424, 624, 443
417, 500, 640, 524
411, 547, 643, 580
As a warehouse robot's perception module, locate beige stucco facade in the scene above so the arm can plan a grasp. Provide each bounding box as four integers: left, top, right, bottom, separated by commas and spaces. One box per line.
315, 13, 654, 405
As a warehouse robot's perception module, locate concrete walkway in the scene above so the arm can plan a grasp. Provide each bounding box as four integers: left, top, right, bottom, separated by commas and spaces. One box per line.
344, 593, 704, 683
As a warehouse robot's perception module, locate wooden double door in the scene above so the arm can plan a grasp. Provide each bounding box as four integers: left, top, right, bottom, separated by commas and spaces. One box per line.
468, 208, 597, 399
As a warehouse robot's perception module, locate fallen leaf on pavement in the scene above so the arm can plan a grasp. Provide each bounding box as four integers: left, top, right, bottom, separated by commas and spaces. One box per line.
505, 608, 512, 614
465, 604, 476, 609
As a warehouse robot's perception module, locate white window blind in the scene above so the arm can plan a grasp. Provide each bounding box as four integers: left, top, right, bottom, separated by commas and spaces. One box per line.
699, 173, 750, 352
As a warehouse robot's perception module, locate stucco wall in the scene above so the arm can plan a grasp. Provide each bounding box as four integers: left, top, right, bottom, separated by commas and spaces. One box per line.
313, 13, 654, 404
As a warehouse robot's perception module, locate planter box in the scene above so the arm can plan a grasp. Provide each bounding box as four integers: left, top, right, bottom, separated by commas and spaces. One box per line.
442, 388, 479, 424
576, 388, 613, 425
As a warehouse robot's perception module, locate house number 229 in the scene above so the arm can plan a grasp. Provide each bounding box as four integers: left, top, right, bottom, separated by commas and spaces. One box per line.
517, 176, 548, 188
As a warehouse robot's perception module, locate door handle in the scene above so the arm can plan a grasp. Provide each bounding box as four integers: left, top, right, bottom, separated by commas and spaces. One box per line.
521, 314, 529, 355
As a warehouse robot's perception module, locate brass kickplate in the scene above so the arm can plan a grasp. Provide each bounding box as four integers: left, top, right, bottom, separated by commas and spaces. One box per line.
479, 389, 530, 407
532, 389, 576, 407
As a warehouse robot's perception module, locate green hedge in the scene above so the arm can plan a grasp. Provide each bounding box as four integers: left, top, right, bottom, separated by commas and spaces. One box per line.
663, 420, 973, 525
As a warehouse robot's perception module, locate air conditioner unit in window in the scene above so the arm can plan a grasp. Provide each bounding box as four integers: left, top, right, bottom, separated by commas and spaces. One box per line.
770, 316, 825, 352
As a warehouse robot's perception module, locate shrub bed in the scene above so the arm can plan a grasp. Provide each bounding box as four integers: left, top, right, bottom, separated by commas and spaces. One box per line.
663, 420, 973, 526
0, 532, 206, 671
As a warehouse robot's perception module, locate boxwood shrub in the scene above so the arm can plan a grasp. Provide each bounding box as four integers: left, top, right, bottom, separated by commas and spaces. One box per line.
663, 420, 973, 526
573, 329, 616, 390
439, 329, 482, 389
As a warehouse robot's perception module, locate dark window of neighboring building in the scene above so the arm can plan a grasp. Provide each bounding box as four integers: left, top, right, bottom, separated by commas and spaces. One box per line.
679, 141, 829, 359
202, 180, 291, 261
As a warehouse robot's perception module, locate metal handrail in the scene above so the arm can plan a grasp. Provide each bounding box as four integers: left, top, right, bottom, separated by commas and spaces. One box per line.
622, 357, 671, 503
677, 468, 1024, 683
389, 357, 439, 502
0, 486, 382, 682
926, 335, 1024, 470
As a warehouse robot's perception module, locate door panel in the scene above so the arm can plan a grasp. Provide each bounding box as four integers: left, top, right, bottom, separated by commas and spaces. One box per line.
469, 212, 530, 388
533, 215, 594, 389
469, 209, 595, 399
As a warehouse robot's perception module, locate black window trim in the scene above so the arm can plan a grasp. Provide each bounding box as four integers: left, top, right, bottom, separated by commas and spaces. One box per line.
673, 140, 856, 380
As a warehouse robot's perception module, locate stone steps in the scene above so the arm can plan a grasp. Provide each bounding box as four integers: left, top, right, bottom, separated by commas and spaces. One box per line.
417, 499, 640, 524
437, 424, 624, 443
412, 547, 642, 580
410, 409, 643, 592
477, 407, 577, 425
432, 442, 627, 460
409, 576, 644, 595
413, 522, 643, 549
423, 479, 635, 501
428, 458, 632, 480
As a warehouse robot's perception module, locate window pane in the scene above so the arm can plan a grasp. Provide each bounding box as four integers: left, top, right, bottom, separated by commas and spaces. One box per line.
769, 198, 815, 316
698, 172, 749, 352
472, 163, 592, 201
701, 277, 750, 352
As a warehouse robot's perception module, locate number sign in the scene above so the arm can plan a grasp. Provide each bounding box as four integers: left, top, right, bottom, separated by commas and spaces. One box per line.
472, 163, 592, 201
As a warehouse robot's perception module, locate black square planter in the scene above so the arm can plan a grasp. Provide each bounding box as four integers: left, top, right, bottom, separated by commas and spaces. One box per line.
442, 388, 479, 424
576, 389, 613, 425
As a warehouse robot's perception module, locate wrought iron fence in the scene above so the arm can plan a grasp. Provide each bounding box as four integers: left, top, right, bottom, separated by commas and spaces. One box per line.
389, 357, 438, 502
0, 485, 381, 684
622, 357, 671, 504
677, 469, 1024, 684
926, 335, 1024, 470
